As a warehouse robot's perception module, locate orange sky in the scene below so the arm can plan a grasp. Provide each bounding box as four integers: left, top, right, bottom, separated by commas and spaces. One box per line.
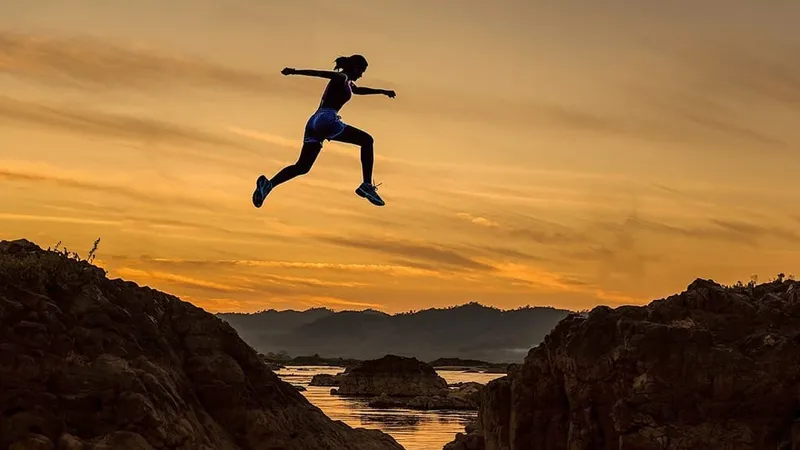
2, 1, 799, 313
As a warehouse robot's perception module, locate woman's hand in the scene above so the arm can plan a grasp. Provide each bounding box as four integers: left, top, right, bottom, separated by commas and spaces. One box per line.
281, 67, 296, 76
384, 90, 396, 98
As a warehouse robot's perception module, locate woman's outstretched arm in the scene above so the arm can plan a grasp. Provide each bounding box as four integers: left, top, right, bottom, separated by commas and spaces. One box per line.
282, 67, 345, 79
352, 85, 396, 98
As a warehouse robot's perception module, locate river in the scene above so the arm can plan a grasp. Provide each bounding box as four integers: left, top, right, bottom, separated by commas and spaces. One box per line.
275, 366, 504, 450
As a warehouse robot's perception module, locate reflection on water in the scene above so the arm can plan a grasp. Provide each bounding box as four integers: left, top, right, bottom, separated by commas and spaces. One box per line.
275, 366, 505, 450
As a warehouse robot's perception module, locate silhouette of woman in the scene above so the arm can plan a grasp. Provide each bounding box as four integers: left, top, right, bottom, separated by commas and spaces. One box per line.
252, 54, 396, 208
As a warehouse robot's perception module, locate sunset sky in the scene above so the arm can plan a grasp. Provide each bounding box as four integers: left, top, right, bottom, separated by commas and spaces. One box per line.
2, 0, 799, 313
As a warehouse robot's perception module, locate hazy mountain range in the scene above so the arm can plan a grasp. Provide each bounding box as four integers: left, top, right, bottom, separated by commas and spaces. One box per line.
217, 302, 573, 363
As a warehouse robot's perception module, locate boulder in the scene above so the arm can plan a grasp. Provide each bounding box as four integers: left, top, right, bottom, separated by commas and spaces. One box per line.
310, 373, 343, 387
337, 354, 448, 397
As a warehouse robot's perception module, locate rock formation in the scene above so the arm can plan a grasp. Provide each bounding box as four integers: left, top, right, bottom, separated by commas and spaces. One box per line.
337, 354, 449, 397
443, 420, 484, 450
367, 383, 478, 411
309, 373, 343, 387
331, 355, 484, 411
0, 239, 402, 450
444, 277, 800, 450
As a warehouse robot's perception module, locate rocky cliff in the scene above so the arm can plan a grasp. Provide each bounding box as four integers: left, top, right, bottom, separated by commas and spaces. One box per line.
446, 277, 800, 450
0, 239, 402, 450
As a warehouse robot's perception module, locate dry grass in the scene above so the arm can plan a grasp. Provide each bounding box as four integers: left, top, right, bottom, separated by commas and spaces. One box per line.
0, 237, 105, 292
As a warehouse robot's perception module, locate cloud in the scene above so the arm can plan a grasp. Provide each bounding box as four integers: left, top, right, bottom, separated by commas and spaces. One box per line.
0, 165, 223, 212
231, 273, 369, 289
0, 31, 308, 97
456, 212, 499, 228
114, 255, 443, 278
183, 296, 245, 313
114, 267, 253, 293
392, 40, 798, 148
669, 40, 800, 110
470, 245, 543, 263
0, 212, 120, 227
489, 261, 641, 306
290, 295, 384, 310
0, 94, 243, 148
4, 30, 796, 150
709, 218, 800, 243
454, 210, 589, 246
624, 216, 800, 245
316, 235, 495, 271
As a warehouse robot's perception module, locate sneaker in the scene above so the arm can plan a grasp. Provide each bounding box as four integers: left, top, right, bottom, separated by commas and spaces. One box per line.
252, 175, 273, 208
356, 182, 385, 206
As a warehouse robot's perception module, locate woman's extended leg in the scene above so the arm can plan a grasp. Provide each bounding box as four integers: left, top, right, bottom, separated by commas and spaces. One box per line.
330, 125, 384, 206
252, 141, 322, 208
270, 141, 323, 186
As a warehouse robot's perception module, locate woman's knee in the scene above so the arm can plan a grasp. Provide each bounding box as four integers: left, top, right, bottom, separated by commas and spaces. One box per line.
294, 163, 312, 175
362, 133, 374, 148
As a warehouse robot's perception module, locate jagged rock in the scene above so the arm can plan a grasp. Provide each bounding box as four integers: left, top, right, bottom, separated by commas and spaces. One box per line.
449, 382, 483, 405
443, 433, 485, 450
310, 373, 343, 387
367, 382, 484, 411
0, 239, 402, 450
445, 277, 800, 450
337, 354, 448, 397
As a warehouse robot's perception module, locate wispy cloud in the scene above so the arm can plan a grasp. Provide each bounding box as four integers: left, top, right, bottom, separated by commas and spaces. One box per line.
0, 212, 120, 227
0, 31, 308, 97
121, 255, 444, 278
0, 165, 224, 212
489, 261, 640, 305
603, 214, 800, 246
456, 212, 499, 228
0, 94, 249, 150
318, 235, 495, 272
229, 273, 369, 289
454, 210, 589, 246
291, 295, 384, 310
114, 267, 253, 293
394, 41, 799, 148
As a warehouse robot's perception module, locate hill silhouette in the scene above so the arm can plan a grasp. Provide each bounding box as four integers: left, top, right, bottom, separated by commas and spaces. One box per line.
218, 302, 571, 363
0, 239, 401, 450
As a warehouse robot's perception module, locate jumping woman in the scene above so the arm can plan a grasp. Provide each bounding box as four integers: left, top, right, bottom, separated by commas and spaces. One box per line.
252, 54, 396, 208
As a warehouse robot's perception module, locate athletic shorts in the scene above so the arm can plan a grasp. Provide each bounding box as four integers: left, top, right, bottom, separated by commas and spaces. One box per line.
303, 108, 346, 144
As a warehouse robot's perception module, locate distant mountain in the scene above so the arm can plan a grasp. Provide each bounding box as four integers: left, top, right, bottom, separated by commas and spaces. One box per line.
217, 302, 572, 363
220, 307, 334, 345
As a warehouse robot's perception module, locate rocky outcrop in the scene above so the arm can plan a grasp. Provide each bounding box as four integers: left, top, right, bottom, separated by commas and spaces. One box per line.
445, 277, 800, 450
337, 355, 448, 397
367, 381, 484, 411
0, 239, 402, 450
443, 420, 484, 450
309, 373, 343, 387
257, 353, 285, 371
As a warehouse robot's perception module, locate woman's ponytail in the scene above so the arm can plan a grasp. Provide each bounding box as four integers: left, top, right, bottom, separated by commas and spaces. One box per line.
333, 56, 349, 71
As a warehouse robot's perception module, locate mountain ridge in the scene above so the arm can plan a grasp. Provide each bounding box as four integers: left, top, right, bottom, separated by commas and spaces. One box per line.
218, 301, 572, 363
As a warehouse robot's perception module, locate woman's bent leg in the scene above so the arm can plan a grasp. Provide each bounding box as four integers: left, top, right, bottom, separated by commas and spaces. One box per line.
270, 141, 323, 187
330, 125, 374, 185
329, 125, 384, 206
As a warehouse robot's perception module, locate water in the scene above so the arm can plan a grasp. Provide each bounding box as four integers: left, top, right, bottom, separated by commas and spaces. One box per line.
275, 366, 505, 450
